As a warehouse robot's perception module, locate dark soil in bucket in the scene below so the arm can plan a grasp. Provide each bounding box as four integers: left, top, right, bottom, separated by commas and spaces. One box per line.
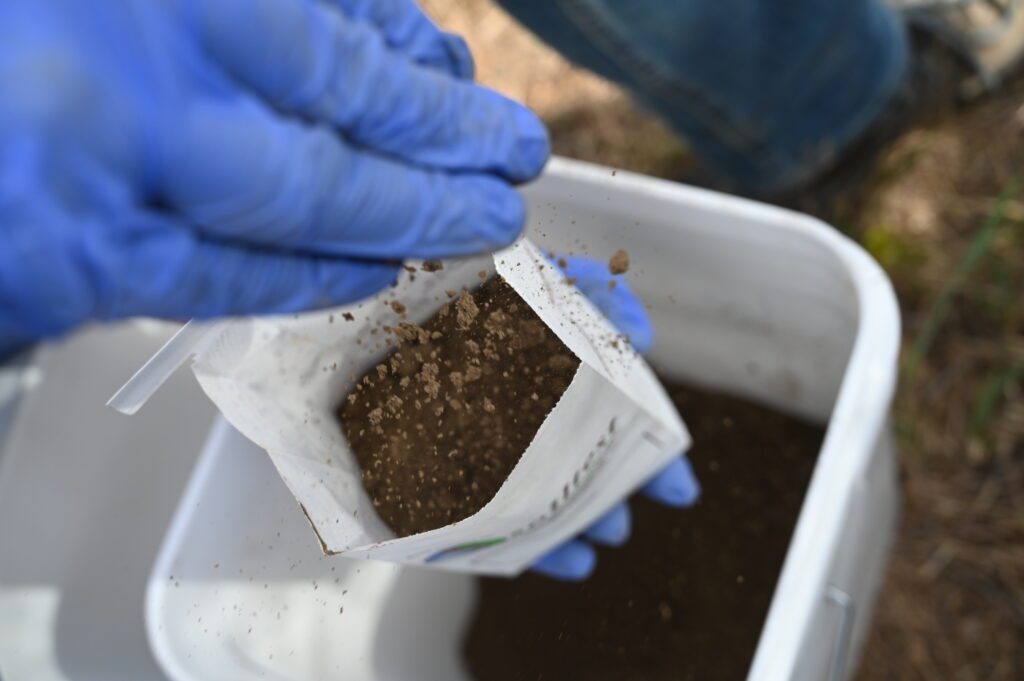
338, 276, 580, 538
463, 382, 825, 681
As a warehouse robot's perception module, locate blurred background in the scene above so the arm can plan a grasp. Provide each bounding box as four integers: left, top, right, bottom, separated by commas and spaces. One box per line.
420, 1, 1024, 679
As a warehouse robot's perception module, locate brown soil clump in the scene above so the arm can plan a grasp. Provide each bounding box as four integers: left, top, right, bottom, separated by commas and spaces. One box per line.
609, 249, 630, 275
338, 277, 580, 538
464, 382, 824, 681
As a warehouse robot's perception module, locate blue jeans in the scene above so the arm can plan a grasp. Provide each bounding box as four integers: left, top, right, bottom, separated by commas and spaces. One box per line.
497, 0, 909, 195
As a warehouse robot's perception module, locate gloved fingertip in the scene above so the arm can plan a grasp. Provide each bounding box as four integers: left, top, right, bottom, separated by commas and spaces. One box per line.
583, 503, 631, 546
509, 104, 550, 183
531, 540, 597, 581
441, 31, 475, 80
642, 456, 701, 508
622, 311, 655, 354
321, 261, 404, 306
406, 176, 525, 260
501, 187, 527, 238
481, 186, 526, 250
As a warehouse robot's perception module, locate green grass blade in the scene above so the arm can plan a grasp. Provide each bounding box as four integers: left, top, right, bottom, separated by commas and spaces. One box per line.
903, 177, 1022, 382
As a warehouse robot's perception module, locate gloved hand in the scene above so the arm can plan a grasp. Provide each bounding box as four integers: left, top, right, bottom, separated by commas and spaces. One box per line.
0, 0, 547, 358
531, 255, 700, 580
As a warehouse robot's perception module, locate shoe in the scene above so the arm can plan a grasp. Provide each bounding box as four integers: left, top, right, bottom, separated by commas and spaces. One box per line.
775, 0, 1024, 221
894, 0, 1024, 98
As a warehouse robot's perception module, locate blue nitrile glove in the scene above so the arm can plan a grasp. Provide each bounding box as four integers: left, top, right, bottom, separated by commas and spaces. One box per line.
0, 0, 548, 354
530, 255, 700, 580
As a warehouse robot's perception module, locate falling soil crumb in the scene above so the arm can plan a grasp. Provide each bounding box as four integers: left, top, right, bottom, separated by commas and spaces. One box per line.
608, 280, 618, 291
609, 249, 630, 275
421, 260, 444, 272
342, 312, 354, 321
390, 301, 407, 314
557, 257, 568, 269
338, 277, 580, 537
464, 382, 824, 681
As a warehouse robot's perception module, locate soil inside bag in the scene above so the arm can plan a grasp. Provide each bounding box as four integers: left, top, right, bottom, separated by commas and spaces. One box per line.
338, 276, 580, 538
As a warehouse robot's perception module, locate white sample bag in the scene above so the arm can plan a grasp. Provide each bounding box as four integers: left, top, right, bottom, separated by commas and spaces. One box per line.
117, 239, 690, 575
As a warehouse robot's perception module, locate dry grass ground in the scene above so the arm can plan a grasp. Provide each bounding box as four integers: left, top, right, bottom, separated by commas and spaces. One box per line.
423, 1, 1024, 678
853, 79, 1024, 681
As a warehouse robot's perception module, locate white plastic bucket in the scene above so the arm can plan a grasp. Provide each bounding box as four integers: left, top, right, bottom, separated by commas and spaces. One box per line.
146, 156, 901, 681
0, 320, 218, 681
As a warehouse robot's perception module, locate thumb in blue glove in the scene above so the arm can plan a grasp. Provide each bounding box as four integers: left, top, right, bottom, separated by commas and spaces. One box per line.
530, 255, 700, 580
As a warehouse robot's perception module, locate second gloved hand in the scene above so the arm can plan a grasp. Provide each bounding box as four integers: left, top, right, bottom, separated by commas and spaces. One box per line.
530, 256, 701, 580
0, 0, 548, 356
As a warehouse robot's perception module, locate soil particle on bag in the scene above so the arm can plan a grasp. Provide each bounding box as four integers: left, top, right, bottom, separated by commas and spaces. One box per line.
456, 293, 480, 330
338, 276, 580, 537
464, 382, 824, 681
609, 249, 630, 275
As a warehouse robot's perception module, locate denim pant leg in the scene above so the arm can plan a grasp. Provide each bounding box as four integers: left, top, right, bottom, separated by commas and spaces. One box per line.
496, 0, 909, 195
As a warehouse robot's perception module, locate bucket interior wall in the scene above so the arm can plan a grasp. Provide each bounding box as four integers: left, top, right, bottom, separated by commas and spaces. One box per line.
523, 170, 859, 423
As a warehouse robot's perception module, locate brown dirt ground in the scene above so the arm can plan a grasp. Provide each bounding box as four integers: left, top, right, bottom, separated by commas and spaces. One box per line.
422, 1, 1024, 679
